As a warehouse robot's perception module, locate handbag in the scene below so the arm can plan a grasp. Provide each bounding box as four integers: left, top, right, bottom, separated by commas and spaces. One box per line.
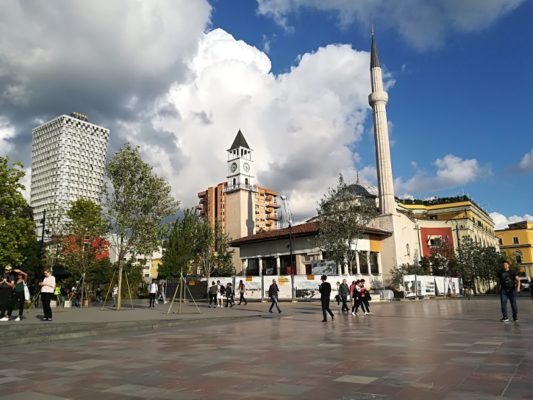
23, 282, 30, 302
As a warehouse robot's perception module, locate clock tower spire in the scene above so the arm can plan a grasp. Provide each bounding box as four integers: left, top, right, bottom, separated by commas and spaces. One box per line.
227, 130, 255, 192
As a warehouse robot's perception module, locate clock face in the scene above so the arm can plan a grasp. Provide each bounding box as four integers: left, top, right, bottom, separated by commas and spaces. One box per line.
230, 162, 238, 173
243, 162, 250, 172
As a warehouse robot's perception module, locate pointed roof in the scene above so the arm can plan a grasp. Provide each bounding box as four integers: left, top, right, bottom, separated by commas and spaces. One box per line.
228, 129, 250, 150
370, 27, 381, 69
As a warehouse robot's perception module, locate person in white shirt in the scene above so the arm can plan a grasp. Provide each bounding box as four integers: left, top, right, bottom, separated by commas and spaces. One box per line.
39, 270, 56, 321
112, 284, 118, 308
149, 280, 158, 308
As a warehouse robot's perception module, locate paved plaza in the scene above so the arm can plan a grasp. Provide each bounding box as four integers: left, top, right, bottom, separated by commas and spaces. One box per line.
1, 297, 533, 400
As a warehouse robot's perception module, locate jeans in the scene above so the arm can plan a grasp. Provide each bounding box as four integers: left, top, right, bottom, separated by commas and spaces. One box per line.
239, 293, 247, 305
500, 289, 518, 319
12, 292, 25, 317
340, 295, 349, 311
269, 296, 281, 312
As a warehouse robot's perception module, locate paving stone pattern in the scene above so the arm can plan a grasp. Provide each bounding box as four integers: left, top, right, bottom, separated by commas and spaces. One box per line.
1, 298, 533, 399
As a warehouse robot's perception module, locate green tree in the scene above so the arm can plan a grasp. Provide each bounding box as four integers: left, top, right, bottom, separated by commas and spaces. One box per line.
389, 263, 426, 288
159, 209, 200, 279
210, 219, 234, 277
0, 157, 35, 268
316, 175, 378, 274
63, 198, 109, 304
106, 144, 179, 309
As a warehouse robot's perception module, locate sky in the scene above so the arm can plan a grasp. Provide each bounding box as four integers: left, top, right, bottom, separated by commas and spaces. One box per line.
0, 0, 531, 229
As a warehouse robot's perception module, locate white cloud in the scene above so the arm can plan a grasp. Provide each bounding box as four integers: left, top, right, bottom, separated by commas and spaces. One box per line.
395, 154, 490, 194
142, 29, 374, 221
518, 148, 533, 171
490, 212, 533, 230
256, 0, 525, 50
0, 117, 16, 153
0, 0, 211, 164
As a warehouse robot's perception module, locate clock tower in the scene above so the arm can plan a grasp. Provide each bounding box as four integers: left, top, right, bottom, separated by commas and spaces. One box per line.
226, 130, 255, 192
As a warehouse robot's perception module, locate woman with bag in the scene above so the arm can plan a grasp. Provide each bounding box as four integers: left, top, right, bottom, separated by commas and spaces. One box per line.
12, 268, 28, 321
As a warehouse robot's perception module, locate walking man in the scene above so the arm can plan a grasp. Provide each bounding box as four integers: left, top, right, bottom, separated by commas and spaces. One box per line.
339, 279, 350, 312
319, 275, 334, 322
498, 261, 520, 322
208, 281, 217, 308
268, 279, 281, 313
238, 280, 247, 305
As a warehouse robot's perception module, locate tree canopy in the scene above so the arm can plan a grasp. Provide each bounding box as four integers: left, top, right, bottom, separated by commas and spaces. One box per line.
105, 144, 179, 309
0, 157, 35, 268
316, 175, 378, 274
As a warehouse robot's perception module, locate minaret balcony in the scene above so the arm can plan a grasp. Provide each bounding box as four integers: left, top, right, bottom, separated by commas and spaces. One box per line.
368, 91, 388, 105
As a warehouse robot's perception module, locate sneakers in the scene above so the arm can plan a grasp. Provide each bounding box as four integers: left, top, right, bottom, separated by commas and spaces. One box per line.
0, 317, 8, 322
500, 317, 510, 322
14, 316, 20, 321
513, 318, 519, 322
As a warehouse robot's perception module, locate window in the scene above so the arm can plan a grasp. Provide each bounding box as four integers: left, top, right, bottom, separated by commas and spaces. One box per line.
513, 237, 519, 245
498, 238, 503, 245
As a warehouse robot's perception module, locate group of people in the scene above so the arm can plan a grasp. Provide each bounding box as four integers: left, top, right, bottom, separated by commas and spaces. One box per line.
148, 280, 167, 308
0, 265, 55, 322
337, 278, 372, 316
208, 280, 248, 308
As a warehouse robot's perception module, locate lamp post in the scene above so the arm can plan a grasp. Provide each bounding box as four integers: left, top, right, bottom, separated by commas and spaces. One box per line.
39, 209, 48, 269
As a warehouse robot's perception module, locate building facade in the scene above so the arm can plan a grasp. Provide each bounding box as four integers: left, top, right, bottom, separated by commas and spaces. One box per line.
398, 196, 499, 257
30, 112, 109, 230
231, 222, 391, 278
496, 221, 533, 277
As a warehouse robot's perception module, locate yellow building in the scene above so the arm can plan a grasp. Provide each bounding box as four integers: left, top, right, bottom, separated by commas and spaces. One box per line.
398, 196, 499, 250
496, 221, 533, 277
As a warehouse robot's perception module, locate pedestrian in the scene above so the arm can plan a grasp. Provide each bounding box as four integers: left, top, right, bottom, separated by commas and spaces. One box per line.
149, 280, 158, 308
208, 281, 217, 308
238, 280, 247, 305
268, 279, 281, 313
11, 268, 28, 321
498, 260, 520, 322
225, 283, 234, 307
339, 279, 350, 312
95, 286, 103, 303
217, 280, 225, 308
351, 280, 361, 316
112, 284, 118, 308
358, 280, 370, 315
158, 280, 167, 304
39, 269, 56, 321
0, 266, 15, 321
319, 275, 334, 322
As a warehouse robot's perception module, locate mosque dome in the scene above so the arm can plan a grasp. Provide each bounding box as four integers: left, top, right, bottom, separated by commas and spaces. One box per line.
345, 183, 378, 199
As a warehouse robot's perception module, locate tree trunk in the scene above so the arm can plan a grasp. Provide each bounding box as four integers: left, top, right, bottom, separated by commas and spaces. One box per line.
116, 258, 123, 310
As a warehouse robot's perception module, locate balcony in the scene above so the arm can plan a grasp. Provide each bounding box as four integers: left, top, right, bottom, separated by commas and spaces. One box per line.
224, 183, 258, 193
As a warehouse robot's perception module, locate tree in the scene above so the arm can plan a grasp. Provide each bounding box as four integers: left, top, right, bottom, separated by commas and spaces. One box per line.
0, 157, 35, 268
316, 175, 378, 274
106, 144, 179, 309
159, 209, 201, 279
211, 219, 234, 276
62, 198, 109, 304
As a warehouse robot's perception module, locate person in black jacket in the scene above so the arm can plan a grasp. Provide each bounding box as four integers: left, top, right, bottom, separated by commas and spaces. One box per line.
319, 275, 334, 322
268, 279, 281, 313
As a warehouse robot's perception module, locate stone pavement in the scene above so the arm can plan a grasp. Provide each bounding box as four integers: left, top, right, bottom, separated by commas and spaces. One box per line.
1, 297, 533, 399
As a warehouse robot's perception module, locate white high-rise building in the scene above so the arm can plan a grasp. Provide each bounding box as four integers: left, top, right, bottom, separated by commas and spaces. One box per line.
30, 112, 109, 231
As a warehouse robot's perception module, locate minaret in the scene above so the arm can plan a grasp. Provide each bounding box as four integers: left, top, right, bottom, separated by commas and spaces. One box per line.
368, 28, 396, 215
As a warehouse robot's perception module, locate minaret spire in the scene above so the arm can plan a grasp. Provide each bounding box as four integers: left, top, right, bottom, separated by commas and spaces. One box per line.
368, 28, 396, 215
